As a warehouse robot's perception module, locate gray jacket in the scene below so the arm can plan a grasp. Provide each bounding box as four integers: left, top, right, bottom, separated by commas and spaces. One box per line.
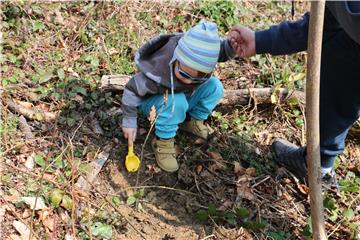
121, 33, 235, 128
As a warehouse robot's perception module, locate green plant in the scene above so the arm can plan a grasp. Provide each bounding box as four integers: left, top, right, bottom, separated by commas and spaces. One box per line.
194, 0, 239, 33
126, 189, 145, 209
195, 204, 267, 231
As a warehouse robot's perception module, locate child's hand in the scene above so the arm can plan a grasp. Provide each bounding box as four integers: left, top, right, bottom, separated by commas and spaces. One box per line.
122, 127, 137, 145
228, 24, 256, 58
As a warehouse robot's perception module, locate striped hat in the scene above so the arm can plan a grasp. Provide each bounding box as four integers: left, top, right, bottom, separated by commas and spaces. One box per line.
174, 20, 220, 74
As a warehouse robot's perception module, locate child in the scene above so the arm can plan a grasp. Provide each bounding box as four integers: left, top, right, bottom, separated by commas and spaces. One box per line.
121, 20, 234, 172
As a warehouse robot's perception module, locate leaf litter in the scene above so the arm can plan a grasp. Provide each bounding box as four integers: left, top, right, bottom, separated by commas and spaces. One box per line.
1, 1, 359, 240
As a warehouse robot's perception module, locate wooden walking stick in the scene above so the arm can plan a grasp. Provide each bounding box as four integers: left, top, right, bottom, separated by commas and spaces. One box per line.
306, 1, 327, 239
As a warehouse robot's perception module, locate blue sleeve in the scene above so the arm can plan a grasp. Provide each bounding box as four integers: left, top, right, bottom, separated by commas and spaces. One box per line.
255, 13, 309, 55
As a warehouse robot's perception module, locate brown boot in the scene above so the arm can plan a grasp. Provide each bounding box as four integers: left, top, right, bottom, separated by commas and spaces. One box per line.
151, 137, 178, 172
180, 118, 214, 139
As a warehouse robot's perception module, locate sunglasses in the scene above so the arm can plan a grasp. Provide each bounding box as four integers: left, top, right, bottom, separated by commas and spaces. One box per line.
176, 62, 212, 83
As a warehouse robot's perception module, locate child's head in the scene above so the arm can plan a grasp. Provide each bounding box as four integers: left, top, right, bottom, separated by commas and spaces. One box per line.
174, 20, 220, 84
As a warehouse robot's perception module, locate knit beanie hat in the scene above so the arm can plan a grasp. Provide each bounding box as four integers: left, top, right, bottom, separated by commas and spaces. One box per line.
174, 19, 220, 74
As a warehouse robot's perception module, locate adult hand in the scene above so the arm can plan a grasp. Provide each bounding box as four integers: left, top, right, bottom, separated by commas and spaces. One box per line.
228, 24, 256, 58
122, 127, 137, 146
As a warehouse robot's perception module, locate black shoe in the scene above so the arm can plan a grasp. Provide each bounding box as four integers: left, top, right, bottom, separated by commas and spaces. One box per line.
271, 138, 339, 190
272, 138, 307, 179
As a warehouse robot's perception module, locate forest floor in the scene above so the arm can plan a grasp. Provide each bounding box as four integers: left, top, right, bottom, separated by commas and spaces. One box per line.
1, 1, 359, 239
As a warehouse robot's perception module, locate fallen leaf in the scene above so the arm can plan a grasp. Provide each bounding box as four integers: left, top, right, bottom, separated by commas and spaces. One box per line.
12, 221, 36, 240
4, 195, 20, 202
36, 103, 50, 112
54, 9, 64, 25
208, 151, 223, 161
25, 155, 35, 170
43, 173, 55, 182
59, 208, 70, 224
236, 183, 256, 201
108, 48, 118, 55
233, 161, 244, 176
348, 164, 360, 174
148, 105, 156, 124
38, 209, 55, 231
16, 100, 32, 110
19, 145, 32, 154
65, 233, 74, 240
22, 197, 47, 210
209, 161, 227, 172
282, 191, 293, 202
245, 167, 256, 177
297, 183, 309, 195
195, 164, 203, 174
146, 164, 161, 174
22, 209, 32, 219
65, 67, 79, 77
218, 199, 233, 211
194, 138, 206, 145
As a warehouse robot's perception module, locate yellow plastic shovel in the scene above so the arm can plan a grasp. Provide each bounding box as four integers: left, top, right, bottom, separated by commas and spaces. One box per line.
125, 145, 140, 172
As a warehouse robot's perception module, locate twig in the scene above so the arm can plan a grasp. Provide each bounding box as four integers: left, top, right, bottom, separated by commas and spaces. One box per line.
68, 137, 77, 238
193, 173, 204, 198
200, 234, 215, 240
29, 117, 86, 239
251, 175, 271, 188
2, 161, 63, 188
0, 195, 40, 240
86, 181, 147, 239
113, 185, 199, 197
136, 97, 167, 186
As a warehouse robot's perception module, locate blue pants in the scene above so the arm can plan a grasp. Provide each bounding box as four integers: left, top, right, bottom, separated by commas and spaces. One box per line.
139, 77, 224, 139
319, 30, 360, 168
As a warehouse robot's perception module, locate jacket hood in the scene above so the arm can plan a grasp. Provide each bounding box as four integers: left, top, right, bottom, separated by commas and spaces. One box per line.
134, 33, 183, 86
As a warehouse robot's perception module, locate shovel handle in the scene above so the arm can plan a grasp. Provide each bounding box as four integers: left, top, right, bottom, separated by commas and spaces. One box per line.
128, 145, 134, 155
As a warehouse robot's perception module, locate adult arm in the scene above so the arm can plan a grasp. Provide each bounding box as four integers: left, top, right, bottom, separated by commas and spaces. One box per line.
255, 13, 309, 55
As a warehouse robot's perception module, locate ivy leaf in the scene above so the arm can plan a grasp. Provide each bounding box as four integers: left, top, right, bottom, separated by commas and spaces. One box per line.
32, 20, 45, 31
235, 207, 250, 219
61, 195, 73, 210
224, 211, 237, 226
195, 209, 208, 221
74, 86, 87, 96
126, 196, 136, 206
49, 189, 64, 207
90, 222, 112, 239
112, 196, 121, 205
90, 56, 99, 67
57, 68, 65, 80
207, 203, 217, 216
343, 208, 354, 221
33, 153, 46, 169
323, 196, 337, 210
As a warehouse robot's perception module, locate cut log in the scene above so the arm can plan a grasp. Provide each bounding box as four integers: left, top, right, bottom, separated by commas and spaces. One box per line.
219, 88, 305, 105
6, 100, 58, 122
100, 74, 305, 105
100, 74, 130, 91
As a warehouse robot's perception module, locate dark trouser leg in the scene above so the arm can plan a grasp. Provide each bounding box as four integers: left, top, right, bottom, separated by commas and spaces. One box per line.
319, 30, 360, 168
